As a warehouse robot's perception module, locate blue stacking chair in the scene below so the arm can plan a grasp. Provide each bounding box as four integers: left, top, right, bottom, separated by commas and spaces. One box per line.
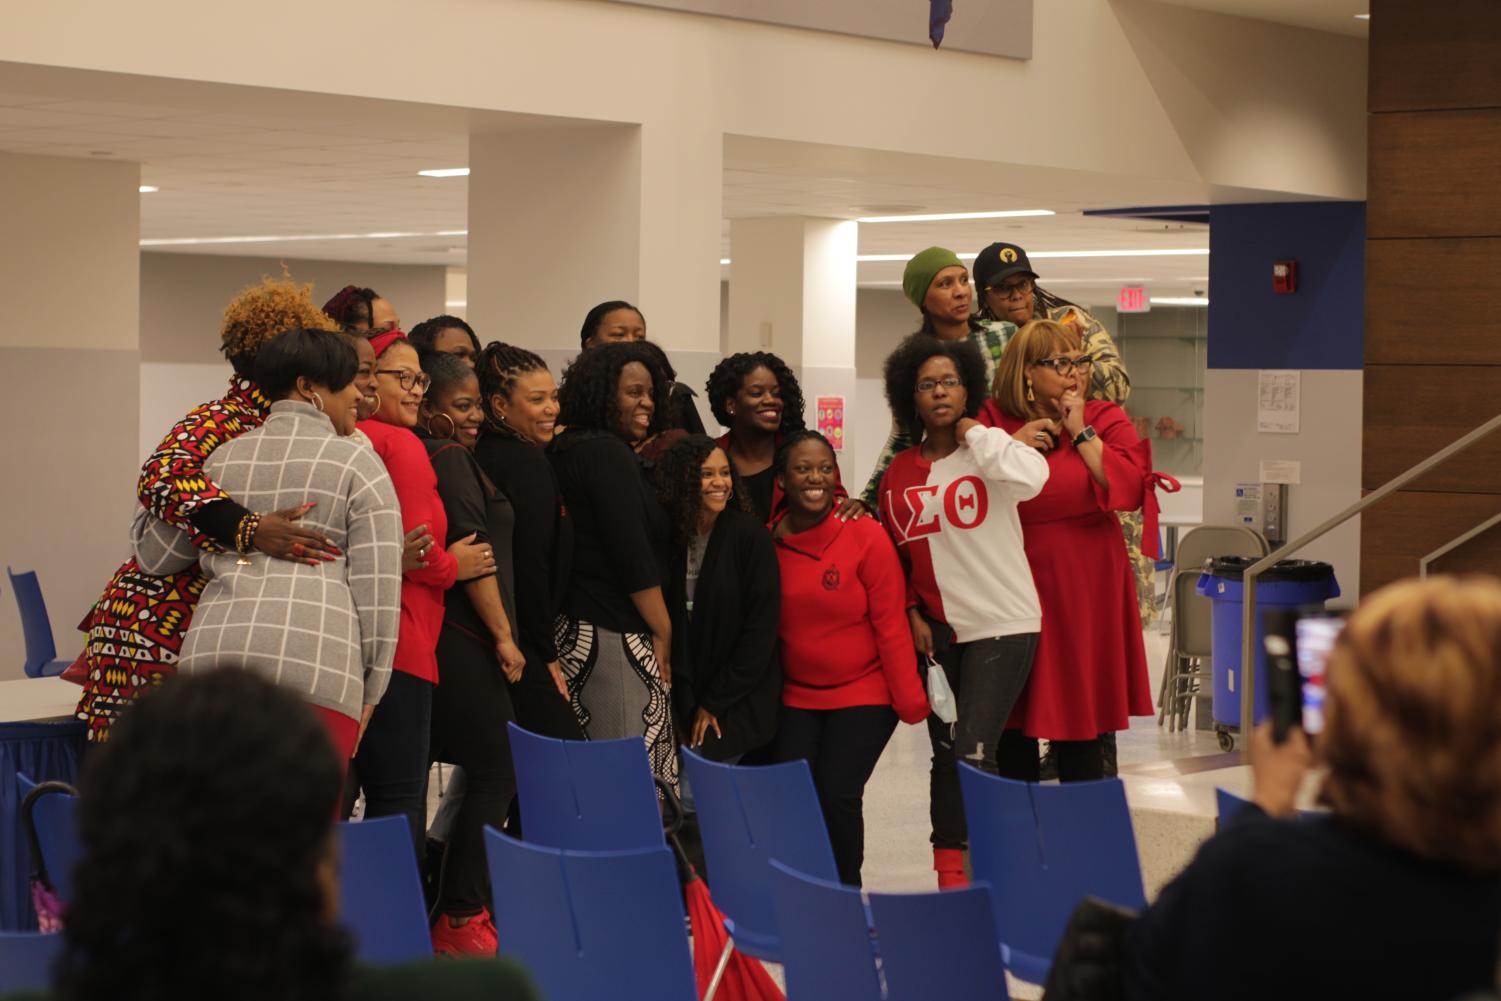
680, 748, 840, 963
768, 860, 882, 1001
484, 827, 697, 1001
7, 569, 70, 678
1216, 787, 1251, 826
0, 930, 63, 993
337, 816, 432, 964
18, 775, 80, 908
506, 722, 664, 850
959, 765, 1146, 985
869, 884, 1010, 1001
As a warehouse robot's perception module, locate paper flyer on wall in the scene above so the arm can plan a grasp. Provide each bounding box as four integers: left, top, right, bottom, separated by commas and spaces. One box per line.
1257, 370, 1300, 434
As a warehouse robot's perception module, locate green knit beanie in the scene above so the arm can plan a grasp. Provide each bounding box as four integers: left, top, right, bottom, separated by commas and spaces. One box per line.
902, 246, 966, 309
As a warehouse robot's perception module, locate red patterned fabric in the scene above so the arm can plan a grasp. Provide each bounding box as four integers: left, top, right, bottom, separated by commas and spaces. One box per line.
75, 377, 270, 741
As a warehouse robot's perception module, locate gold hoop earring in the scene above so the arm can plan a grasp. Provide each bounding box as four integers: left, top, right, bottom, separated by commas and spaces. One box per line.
310, 391, 324, 413
427, 413, 457, 439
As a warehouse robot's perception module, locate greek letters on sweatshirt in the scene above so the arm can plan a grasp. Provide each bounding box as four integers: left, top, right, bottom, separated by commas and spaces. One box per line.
773, 513, 929, 724
878, 424, 1049, 643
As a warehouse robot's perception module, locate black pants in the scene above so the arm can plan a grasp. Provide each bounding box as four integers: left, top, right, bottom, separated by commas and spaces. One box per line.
774, 704, 897, 887
353, 669, 434, 859
430, 625, 519, 916
508, 645, 584, 742
997, 732, 1106, 783
928, 632, 1039, 850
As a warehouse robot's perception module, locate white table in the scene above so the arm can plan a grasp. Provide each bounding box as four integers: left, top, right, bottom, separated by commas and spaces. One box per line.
0, 677, 80, 724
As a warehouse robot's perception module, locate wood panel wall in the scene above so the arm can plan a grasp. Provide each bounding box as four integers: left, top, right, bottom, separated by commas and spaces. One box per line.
1361, 0, 1501, 593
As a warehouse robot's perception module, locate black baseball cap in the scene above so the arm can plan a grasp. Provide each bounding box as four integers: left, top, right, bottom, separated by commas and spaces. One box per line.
972, 242, 1037, 290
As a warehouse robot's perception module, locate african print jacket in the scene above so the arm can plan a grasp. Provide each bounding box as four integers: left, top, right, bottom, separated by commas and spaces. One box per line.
74, 376, 271, 741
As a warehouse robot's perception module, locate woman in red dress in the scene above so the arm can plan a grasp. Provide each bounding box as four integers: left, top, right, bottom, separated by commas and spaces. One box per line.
978, 319, 1158, 781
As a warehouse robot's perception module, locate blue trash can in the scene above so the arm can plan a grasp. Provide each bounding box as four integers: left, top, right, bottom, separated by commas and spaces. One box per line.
1196, 558, 1340, 729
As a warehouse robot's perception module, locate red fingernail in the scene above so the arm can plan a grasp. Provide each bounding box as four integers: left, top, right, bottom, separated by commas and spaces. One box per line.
327, 546, 342, 555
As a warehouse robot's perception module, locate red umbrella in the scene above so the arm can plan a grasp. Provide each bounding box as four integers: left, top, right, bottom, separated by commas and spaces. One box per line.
684, 865, 784, 1001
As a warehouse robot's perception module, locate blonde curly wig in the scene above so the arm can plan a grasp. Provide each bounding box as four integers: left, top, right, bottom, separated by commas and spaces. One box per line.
220, 273, 340, 371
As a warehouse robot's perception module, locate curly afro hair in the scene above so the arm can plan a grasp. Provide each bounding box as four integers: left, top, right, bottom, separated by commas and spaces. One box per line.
654, 433, 748, 544
883, 334, 989, 441
55, 669, 348, 1001
557, 340, 671, 437
705, 352, 806, 434
220, 273, 340, 376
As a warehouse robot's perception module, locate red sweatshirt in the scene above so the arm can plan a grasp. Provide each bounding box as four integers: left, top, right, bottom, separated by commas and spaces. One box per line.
358, 419, 455, 683
773, 512, 928, 723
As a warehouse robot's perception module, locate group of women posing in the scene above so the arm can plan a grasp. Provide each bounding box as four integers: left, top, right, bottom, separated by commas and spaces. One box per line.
75, 239, 1166, 952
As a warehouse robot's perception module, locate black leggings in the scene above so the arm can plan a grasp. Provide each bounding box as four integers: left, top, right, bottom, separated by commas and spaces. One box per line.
774, 704, 898, 887
508, 643, 584, 741
352, 669, 433, 859
997, 732, 1106, 783
430, 624, 518, 917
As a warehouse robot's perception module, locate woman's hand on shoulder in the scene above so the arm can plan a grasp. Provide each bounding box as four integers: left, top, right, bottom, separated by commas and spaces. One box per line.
835, 497, 869, 521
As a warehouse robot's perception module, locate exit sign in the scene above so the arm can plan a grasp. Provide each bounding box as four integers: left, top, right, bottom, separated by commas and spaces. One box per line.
1118, 285, 1150, 313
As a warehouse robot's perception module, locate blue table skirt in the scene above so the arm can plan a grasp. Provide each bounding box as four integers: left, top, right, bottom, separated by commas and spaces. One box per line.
1, 720, 85, 930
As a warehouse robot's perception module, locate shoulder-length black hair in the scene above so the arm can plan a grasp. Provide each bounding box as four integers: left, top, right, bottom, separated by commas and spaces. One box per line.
557, 340, 670, 437
654, 433, 748, 544
705, 352, 806, 435
55, 670, 349, 1001
882, 334, 988, 441
252, 326, 359, 401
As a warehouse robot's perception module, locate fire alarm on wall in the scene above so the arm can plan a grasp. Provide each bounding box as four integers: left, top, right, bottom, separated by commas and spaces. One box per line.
1273, 260, 1298, 294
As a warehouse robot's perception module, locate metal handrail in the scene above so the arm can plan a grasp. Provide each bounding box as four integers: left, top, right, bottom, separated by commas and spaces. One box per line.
1238, 410, 1501, 738
1419, 510, 1501, 579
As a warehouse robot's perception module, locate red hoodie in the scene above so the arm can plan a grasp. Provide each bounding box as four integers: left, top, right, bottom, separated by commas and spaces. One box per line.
773, 512, 928, 724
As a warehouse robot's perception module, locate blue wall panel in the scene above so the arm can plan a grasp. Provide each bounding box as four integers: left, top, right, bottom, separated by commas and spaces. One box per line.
1207, 201, 1365, 371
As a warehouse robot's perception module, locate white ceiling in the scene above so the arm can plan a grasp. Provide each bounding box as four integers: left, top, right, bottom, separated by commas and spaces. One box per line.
0, 66, 1226, 307
1144, 0, 1369, 38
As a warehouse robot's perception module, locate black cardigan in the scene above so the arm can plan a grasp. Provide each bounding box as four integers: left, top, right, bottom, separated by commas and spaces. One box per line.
1122, 803, 1501, 1001
666, 506, 781, 760
419, 433, 516, 641
473, 431, 571, 665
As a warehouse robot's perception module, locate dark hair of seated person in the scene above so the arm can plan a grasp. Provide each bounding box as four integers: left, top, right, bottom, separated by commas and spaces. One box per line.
252, 326, 360, 401
52, 670, 541, 1001
55, 669, 351, 1001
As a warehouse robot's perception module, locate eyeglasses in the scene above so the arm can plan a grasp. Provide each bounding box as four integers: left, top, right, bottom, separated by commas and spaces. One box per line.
376, 368, 431, 392
915, 375, 962, 394
988, 277, 1035, 299
1032, 355, 1094, 376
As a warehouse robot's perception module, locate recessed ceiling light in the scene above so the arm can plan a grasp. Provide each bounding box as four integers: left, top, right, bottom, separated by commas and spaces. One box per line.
720, 258, 731, 266
1354, 13, 1370, 19
858, 209, 1055, 223
445, 300, 468, 309
1151, 297, 1210, 307
139, 229, 469, 247
138, 185, 159, 194
418, 168, 470, 177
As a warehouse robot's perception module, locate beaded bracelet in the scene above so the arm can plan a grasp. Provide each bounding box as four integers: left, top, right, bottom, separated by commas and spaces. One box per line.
235, 512, 262, 565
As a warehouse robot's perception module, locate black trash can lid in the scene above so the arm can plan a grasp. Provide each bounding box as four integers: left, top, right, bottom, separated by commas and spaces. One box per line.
1204, 557, 1336, 582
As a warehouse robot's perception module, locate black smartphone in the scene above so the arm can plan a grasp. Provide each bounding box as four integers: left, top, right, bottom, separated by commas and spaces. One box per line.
1264, 608, 1345, 743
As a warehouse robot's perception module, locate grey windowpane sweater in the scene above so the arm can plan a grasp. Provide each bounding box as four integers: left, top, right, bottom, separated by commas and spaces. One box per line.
133, 401, 403, 720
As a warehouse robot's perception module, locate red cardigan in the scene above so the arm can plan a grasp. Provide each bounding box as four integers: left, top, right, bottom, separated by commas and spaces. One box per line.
773, 512, 928, 723
359, 419, 455, 683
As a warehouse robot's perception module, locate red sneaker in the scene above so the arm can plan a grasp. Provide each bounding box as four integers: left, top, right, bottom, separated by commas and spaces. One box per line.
933, 847, 969, 889
431, 909, 498, 957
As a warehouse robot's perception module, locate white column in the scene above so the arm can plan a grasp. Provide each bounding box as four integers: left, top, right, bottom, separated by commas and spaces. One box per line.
0, 152, 140, 677
725, 216, 859, 453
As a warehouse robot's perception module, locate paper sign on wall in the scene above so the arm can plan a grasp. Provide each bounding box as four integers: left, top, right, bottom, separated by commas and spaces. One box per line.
817, 396, 845, 451
1257, 370, 1300, 434
1259, 459, 1302, 485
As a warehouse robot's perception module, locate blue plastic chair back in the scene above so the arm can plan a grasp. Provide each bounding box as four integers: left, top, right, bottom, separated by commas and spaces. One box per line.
1216, 787, 1251, 826
507, 722, 663, 850
768, 861, 882, 1001
959, 766, 1146, 984
17, 774, 80, 906
681, 748, 839, 960
0, 930, 63, 993
336, 816, 432, 965
7, 569, 64, 678
868, 883, 1010, 1001
485, 827, 697, 1001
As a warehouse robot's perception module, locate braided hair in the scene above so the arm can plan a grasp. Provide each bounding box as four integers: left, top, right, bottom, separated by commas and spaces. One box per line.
409, 314, 481, 357
320, 285, 379, 331
975, 279, 1080, 322
55, 670, 349, 1001
476, 342, 549, 432
705, 352, 807, 434
418, 347, 474, 399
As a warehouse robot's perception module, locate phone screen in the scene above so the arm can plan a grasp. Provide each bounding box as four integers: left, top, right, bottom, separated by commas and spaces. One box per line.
1293, 616, 1344, 734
